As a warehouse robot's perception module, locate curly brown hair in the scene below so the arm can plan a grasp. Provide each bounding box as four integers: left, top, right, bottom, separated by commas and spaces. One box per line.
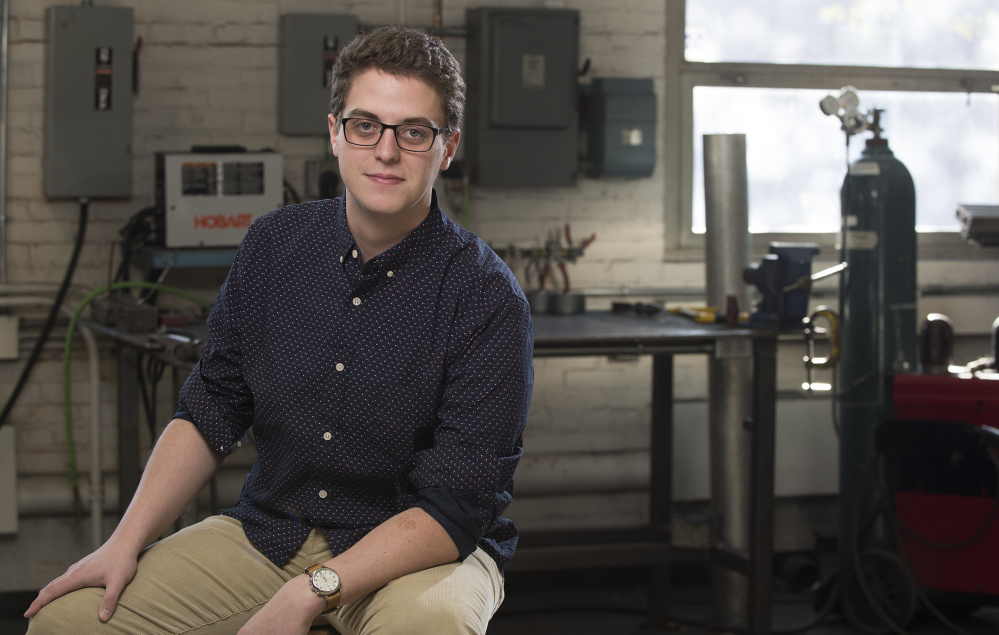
329, 26, 465, 137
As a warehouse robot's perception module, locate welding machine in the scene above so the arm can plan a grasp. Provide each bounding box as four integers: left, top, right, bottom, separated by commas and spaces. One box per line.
880, 373, 999, 603
154, 150, 284, 248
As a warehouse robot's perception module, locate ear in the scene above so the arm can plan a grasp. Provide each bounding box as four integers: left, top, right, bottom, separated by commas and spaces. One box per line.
328, 114, 340, 157
439, 130, 460, 171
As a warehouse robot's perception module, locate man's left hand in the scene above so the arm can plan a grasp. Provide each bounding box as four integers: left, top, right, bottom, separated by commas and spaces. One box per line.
237, 574, 326, 635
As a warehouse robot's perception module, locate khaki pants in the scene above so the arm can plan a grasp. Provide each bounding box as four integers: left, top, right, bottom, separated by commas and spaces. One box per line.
27, 515, 504, 635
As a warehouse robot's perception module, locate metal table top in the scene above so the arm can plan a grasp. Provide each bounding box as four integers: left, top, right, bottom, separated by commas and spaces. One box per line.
531, 310, 772, 356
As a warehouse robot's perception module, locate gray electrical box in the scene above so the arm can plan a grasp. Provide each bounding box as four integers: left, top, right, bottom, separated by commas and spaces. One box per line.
44, 6, 133, 199
584, 79, 657, 178
465, 8, 580, 187
279, 14, 359, 136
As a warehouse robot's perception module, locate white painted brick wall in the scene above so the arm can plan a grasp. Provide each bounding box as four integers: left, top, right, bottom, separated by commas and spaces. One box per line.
0, 0, 689, 537
10, 0, 993, 541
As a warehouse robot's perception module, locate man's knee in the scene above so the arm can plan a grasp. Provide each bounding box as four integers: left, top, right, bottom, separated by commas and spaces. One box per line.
26, 588, 107, 634
331, 550, 502, 635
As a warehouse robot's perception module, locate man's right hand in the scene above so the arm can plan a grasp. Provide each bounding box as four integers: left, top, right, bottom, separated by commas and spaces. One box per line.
24, 539, 139, 622
23, 419, 222, 624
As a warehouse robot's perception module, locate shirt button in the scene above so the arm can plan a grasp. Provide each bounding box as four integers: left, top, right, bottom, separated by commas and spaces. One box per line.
386, 270, 394, 278
323, 431, 332, 441
318, 490, 328, 499
335, 362, 345, 372
352, 297, 361, 306
339, 255, 343, 263
352, 249, 358, 259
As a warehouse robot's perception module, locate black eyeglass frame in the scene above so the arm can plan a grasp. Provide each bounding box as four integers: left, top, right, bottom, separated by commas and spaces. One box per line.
339, 117, 446, 153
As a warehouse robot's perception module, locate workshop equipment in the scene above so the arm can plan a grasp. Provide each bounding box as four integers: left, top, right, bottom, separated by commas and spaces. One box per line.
742, 242, 821, 329
513, 224, 594, 316
45, 5, 133, 198
465, 7, 580, 187
827, 102, 918, 584
883, 373, 999, 603
956, 203, 999, 248
703, 133, 753, 627
583, 78, 657, 178
155, 150, 284, 248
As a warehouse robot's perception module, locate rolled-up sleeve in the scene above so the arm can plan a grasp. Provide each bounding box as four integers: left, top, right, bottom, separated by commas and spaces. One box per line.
409, 287, 534, 557
175, 225, 261, 458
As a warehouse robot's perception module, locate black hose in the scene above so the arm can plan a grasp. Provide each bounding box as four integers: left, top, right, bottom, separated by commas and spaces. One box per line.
0, 198, 89, 430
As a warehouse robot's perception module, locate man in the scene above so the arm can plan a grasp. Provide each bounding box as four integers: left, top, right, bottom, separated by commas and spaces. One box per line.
25, 26, 533, 635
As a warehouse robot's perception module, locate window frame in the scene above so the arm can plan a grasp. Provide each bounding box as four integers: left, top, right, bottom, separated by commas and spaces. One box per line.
663, 1, 999, 261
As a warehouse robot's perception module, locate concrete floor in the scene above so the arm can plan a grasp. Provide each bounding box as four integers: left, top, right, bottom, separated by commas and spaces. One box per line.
489, 565, 999, 635
4, 566, 999, 634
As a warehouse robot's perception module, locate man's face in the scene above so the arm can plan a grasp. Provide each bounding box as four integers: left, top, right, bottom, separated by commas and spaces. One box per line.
328, 68, 459, 226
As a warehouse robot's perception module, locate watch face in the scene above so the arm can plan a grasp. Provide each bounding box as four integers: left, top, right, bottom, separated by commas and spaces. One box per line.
312, 567, 340, 594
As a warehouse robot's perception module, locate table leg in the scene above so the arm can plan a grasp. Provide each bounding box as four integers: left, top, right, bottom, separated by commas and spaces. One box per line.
748, 336, 777, 634
117, 345, 141, 514
648, 353, 673, 629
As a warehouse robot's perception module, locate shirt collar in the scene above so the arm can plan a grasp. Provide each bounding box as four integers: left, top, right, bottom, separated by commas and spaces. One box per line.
332, 190, 447, 273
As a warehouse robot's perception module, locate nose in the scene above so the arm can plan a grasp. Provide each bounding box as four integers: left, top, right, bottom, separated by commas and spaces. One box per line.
373, 127, 401, 162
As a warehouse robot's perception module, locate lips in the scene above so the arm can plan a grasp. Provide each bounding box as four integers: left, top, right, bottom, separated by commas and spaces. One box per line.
367, 172, 404, 185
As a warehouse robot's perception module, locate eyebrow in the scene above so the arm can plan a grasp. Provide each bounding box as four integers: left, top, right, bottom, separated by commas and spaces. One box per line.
343, 108, 440, 129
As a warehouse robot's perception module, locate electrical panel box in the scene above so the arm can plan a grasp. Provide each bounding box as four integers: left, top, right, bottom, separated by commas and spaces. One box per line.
0, 424, 15, 534
584, 79, 657, 178
465, 8, 580, 187
44, 6, 133, 199
0, 316, 17, 361
279, 14, 359, 136
155, 152, 284, 248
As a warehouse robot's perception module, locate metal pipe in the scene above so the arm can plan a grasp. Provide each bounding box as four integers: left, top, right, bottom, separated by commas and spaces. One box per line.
0, 296, 102, 546
515, 451, 650, 496
0, 0, 10, 284
704, 134, 752, 314
17, 449, 653, 518
0, 283, 90, 296
703, 133, 752, 627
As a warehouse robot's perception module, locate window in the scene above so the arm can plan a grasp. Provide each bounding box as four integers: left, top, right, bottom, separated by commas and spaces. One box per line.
686, 0, 998, 70
691, 87, 998, 233
664, 1, 999, 254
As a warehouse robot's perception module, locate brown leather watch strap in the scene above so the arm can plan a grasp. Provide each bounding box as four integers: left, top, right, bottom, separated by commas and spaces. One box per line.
322, 590, 341, 613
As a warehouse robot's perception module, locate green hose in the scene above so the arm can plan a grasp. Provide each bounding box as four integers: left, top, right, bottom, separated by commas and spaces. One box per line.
62, 282, 213, 512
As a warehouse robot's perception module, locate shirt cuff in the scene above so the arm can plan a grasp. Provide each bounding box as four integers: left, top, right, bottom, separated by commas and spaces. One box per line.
414, 487, 482, 560
174, 404, 193, 423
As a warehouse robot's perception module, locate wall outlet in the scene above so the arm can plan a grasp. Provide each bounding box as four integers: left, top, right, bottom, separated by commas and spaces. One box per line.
0, 316, 19, 361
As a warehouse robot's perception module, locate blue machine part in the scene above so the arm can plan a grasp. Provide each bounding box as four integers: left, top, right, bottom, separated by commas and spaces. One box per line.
836, 116, 917, 560
744, 242, 820, 329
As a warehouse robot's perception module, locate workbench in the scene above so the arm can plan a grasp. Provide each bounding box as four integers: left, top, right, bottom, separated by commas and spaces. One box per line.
94, 308, 777, 633
524, 310, 777, 634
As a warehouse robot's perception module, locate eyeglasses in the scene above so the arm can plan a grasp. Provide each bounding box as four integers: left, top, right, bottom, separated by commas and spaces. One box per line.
340, 117, 443, 153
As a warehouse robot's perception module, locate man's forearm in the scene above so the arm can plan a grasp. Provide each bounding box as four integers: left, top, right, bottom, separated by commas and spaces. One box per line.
324, 507, 460, 605
108, 418, 223, 556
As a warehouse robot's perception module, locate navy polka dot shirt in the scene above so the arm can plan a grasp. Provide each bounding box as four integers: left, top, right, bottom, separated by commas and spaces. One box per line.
176, 191, 534, 572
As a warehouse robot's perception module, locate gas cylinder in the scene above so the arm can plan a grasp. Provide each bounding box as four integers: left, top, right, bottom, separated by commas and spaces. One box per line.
836, 110, 917, 559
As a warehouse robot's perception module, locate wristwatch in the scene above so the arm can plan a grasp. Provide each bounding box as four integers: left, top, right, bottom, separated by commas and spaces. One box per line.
304, 563, 342, 613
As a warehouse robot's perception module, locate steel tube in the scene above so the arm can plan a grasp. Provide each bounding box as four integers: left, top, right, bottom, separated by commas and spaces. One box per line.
703, 133, 753, 627
0, 0, 9, 283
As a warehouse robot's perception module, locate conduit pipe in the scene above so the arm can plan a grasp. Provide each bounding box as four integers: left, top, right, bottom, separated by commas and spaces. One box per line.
703, 133, 753, 627
0, 296, 102, 549
0, 283, 89, 297
514, 450, 650, 496
17, 450, 651, 516
0, 0, 9, 283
